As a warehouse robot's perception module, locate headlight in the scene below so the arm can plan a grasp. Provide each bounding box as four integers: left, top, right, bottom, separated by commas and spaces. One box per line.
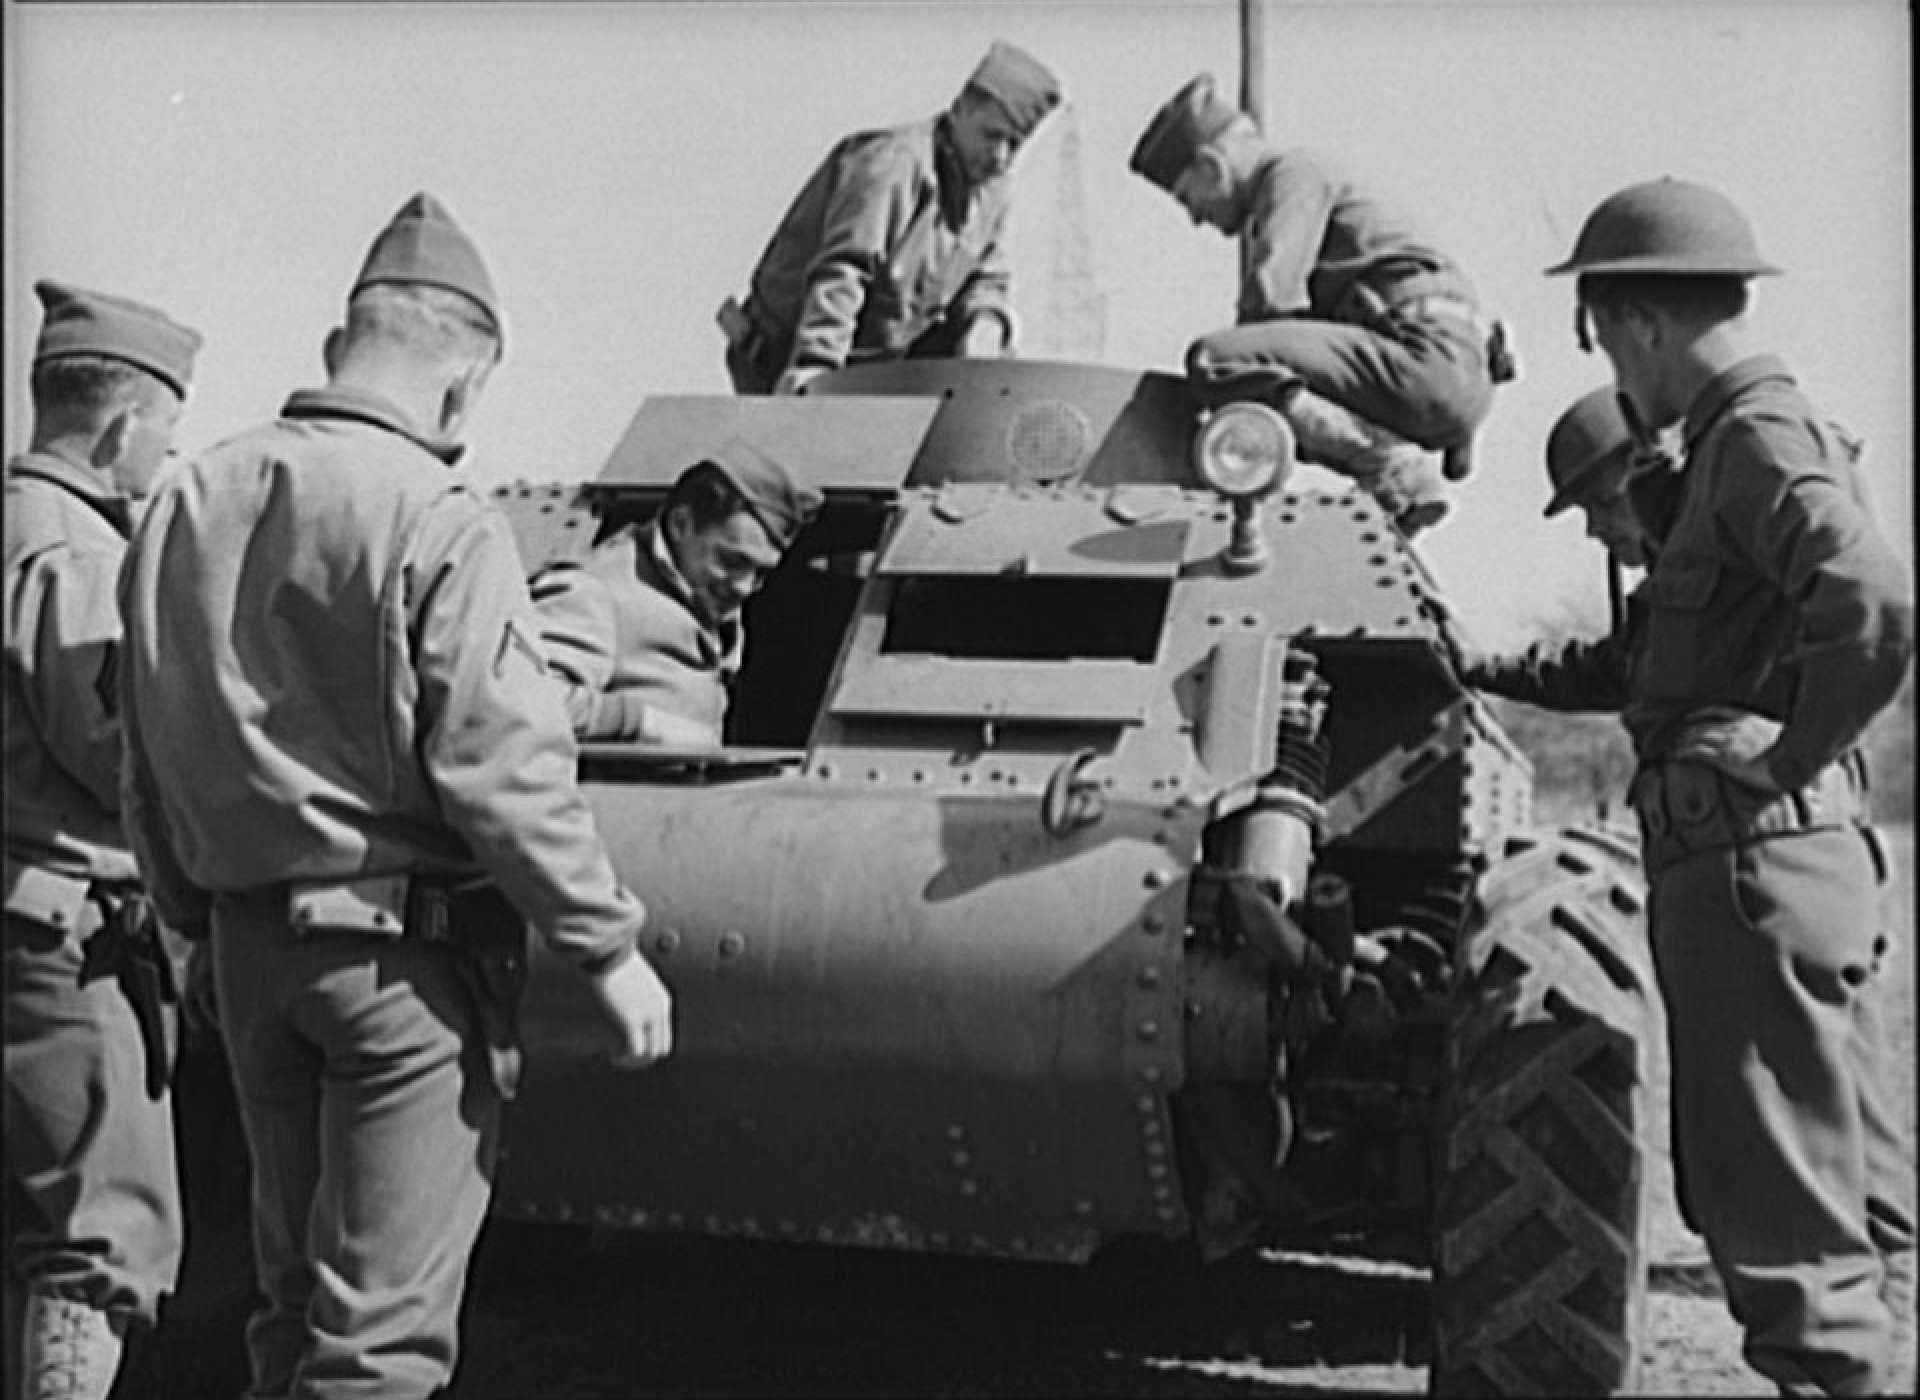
1193, 401, 1295, 499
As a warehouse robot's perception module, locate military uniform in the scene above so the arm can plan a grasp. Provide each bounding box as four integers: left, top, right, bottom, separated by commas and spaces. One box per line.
1184, 145, 1495, 454
531, 521, 738, 743
5, 281, 200, 1398
118, 196, 655, 1400
1619, 354, 1914, 1394
4, 452, 181, 1329
724, 40, 1061, 392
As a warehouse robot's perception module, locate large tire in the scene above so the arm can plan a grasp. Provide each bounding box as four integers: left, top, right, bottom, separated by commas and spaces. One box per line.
1429, 826, 1658, 1397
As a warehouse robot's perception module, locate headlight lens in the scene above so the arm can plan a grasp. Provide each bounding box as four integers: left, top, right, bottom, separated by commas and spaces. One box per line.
1193, 401, 1295, 498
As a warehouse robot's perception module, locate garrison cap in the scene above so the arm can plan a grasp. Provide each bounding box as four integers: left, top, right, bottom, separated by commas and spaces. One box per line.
1129, 73, 1246, 193
962, 40, 1063, 142
352, 192, 503, 338
701, 437, 822, 550
33, 279, 202, 397
1543, 388, 1634, 518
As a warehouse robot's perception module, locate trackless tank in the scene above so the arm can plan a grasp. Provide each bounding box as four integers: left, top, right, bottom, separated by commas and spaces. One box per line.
488, 358, 1660, 1397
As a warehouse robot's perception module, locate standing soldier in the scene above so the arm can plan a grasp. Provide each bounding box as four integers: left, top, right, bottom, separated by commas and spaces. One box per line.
1547, 176, 1915, 1395
1129, 73, 1514, 535
4, 280, 200, 1399
719, 39, 1063, 396
116, 193, 674, 1400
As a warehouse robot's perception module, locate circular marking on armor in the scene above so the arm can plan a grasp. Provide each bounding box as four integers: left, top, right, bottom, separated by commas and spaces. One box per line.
718, 931, 746, 958
1006, 399, 1094, 482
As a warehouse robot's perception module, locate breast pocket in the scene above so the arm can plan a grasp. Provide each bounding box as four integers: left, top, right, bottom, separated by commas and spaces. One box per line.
1639, 557, 1721, 696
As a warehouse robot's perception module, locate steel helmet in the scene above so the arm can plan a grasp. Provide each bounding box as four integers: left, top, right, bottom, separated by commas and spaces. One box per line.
1542, 389, 1633, 518
1545, 177, 1781, 277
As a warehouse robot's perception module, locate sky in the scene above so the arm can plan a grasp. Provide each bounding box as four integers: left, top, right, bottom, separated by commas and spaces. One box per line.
4, 0, 1912, 653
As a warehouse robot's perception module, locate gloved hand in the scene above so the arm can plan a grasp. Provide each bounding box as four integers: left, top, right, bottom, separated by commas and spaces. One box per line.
773, 365, 826, 397
590, 947, 674, 1069
1671, 706, 1784, 794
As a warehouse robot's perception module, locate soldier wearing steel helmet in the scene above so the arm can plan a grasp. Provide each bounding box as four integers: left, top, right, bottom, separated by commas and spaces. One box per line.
1547, 176, 1915, 1396
117, 193, 675, 1399
1447, 389, 1665, 714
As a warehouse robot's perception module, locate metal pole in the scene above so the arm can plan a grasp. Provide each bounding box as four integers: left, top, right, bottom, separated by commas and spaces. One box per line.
1239, 0, 1266, 282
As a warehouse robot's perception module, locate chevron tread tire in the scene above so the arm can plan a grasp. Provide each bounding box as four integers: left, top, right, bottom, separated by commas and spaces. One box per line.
1429, 825, 1658, 1397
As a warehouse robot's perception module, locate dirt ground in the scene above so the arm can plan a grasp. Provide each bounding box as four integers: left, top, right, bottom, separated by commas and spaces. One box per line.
117, 826, 1916, 1398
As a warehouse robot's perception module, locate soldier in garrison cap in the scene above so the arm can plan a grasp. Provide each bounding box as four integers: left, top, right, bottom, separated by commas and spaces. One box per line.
531, 438, 822, 745
116, 192, 675, 1400
5, 279, 200, 1400
720, 40, 1063, 396
1546, 177, 1916, 1395
1129, 73, 1514, 536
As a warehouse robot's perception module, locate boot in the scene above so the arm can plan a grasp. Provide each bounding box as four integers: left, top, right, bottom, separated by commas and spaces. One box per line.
16, 1293, 123, 1400
1275, 387, 1451, 536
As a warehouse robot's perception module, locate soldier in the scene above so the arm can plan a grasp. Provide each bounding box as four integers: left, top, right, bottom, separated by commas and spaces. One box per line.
1129, 73, 1513, 535
719, 39, 1062, 396
530, 438, 821, 745
1544, 176, 1915, 1395
116, 193, 673, 1400
4, 280, 200, 1400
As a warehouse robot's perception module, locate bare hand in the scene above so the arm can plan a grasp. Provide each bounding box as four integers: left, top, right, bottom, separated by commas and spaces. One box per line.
590, 948, 674, 1069
640, 706, 721, 748
773, 365, 825, 397
957, 315, 1011, 359
1671, 707, 1784, 793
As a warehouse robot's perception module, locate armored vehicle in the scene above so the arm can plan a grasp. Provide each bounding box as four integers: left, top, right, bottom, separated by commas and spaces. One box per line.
488, 358, 1659, 1397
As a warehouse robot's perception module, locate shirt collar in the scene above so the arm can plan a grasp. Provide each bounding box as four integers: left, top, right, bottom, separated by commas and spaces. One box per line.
642, 518, 742, 659
1681, 354, 1796, 452
5, 450, 135, 533
280, 384, 465, 466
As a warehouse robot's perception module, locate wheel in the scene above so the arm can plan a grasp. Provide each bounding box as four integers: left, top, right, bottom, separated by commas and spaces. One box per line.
1429, 825, 1658, 1396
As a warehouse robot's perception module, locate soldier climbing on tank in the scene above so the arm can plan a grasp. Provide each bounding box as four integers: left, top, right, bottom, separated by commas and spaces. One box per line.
1128, 73, 1516, 536
530, 438, 821, 745
718, 40, 1062, 396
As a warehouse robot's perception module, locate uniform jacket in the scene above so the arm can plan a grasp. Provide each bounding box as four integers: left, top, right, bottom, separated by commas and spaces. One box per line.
116, 385, 641, 969
1238, 146, 1474, 328
3, 452, 140, 884
747, 115, 1014, 372
1623, 355, 1913, 788
1466, 593, 1645, 715
529, 521, 738, 744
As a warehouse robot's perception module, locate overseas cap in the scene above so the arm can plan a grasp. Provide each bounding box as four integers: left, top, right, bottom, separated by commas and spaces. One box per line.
962, 40, 1063, 142
352, 191, 503, 338
1129, 73, 1245, 193
1543, 388, 1633, 518
1545, 177, 1781, 278
702, 437, 822, 550
33, 279, 202, 397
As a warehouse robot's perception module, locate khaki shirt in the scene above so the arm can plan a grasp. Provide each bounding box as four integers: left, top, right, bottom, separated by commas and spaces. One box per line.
117, 386, 641, 967
529, 522, 737, 744
746, 114, 1014, 372
1624, 355, 1914, 789
3, 452, 140, 884
1239, 146, 1473, 326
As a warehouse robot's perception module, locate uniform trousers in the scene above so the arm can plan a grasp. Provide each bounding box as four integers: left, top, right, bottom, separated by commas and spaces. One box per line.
1184, 310, 1492, 451
1648, 823, 1915, 1396
3, 906, 182, 1327
212, 893, 501, 1400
